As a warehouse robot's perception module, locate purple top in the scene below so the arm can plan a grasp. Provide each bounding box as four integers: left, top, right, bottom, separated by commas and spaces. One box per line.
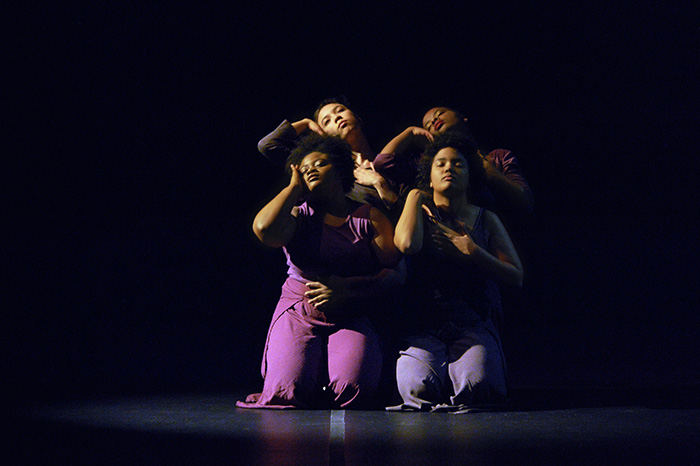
284, 202, 381, 283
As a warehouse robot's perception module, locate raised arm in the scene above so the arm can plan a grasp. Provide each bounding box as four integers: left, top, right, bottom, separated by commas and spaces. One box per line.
380, 126, 433, 156
353, 158, 399, 208
252, 165, 304, 248
291, 118, 325, 136
369, 205, 402, 268
257, 119, 325, 166
393, 189, 428, 255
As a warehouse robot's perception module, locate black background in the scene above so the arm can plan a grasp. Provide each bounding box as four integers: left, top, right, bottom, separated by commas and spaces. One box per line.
6, 2, 699, 403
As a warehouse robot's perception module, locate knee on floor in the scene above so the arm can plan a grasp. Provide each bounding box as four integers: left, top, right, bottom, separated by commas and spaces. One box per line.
398, 376, 442, 405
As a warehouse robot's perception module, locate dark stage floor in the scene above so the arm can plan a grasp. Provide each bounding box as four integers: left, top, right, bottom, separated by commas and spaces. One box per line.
8, 387, 700, 465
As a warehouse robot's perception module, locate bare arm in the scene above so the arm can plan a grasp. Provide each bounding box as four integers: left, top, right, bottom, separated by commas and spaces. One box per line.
393, 189, 428, 255
380, 126, 433, 156
478, 210, 523, 287
252, 165, 304, 248
369, 205, 402, 268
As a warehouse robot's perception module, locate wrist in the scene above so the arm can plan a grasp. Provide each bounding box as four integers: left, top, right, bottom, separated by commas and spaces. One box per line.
469, 243, 486, 259
373, 175, 389, 189
286, 183, 304, 196
291, 119, 311, 135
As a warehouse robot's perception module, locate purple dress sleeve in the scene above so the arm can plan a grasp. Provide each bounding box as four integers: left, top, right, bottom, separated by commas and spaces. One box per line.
257, 120, 298, 166
372, 151, 420, 192
486, 149, 534, 213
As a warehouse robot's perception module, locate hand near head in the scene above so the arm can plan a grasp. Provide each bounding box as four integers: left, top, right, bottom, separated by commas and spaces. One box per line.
380, 127, 434, 156
288, 164, 306, 192
477, 150, 495, 171
406, 126, 434, 147
291, 118, 325, 136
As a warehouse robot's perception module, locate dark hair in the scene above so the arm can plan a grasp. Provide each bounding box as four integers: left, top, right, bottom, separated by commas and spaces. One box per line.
417, 132, 485, 199
424, 106, 477, 144
287, 133, 356, 193
312, 96, 361, 124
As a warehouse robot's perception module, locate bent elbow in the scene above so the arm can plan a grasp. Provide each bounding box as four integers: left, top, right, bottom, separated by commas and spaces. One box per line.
514, 275, 523, 289
251, 223, 283, 248
252, 220, 266, 241
394, 236, 420, 255
511, 269, 524, 289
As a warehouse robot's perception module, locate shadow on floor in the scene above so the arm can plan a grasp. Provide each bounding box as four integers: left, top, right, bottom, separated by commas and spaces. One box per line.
7, 386, 700, 466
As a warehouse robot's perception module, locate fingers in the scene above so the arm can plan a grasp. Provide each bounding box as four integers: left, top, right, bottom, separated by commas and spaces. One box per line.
305, 291, 329, 306
417, 127, 434, 141
421, 203, 436, 220
289, 164, 305, 189
411, 126, 434, 144
310, 298, 329, 308
309, 120, 325, 136
434, 221, 461, 237
289, 164, 300, 180
307, 293, 326, 303
305, 281, 328, 299
305, 281, 337, 308
356, 158, 373, 170
431, 232, 450, 245
304, 281, 325, 293
306, 290, 330, 308
304, 289, 321, 298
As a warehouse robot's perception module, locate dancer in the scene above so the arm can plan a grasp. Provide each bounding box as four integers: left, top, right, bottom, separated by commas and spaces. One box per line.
391, 133, 523, 412
377, 106, 533, 221
237, 134, 402, 409
258, 97, 403, 222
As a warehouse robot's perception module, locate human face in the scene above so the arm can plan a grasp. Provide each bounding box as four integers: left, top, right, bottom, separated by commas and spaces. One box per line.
316, 103, 359, 139
422, 107, 467, 136
430, 147, 469, 195
299, 151, 337, 191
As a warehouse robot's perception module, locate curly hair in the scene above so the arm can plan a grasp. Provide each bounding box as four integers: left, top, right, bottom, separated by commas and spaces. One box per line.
416, 132, 485, 199
286, 133, 356, 193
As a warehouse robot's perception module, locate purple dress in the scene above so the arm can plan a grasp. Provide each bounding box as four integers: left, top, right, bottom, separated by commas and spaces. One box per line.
391, 206, 508, 411
236, 202, 385, 409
